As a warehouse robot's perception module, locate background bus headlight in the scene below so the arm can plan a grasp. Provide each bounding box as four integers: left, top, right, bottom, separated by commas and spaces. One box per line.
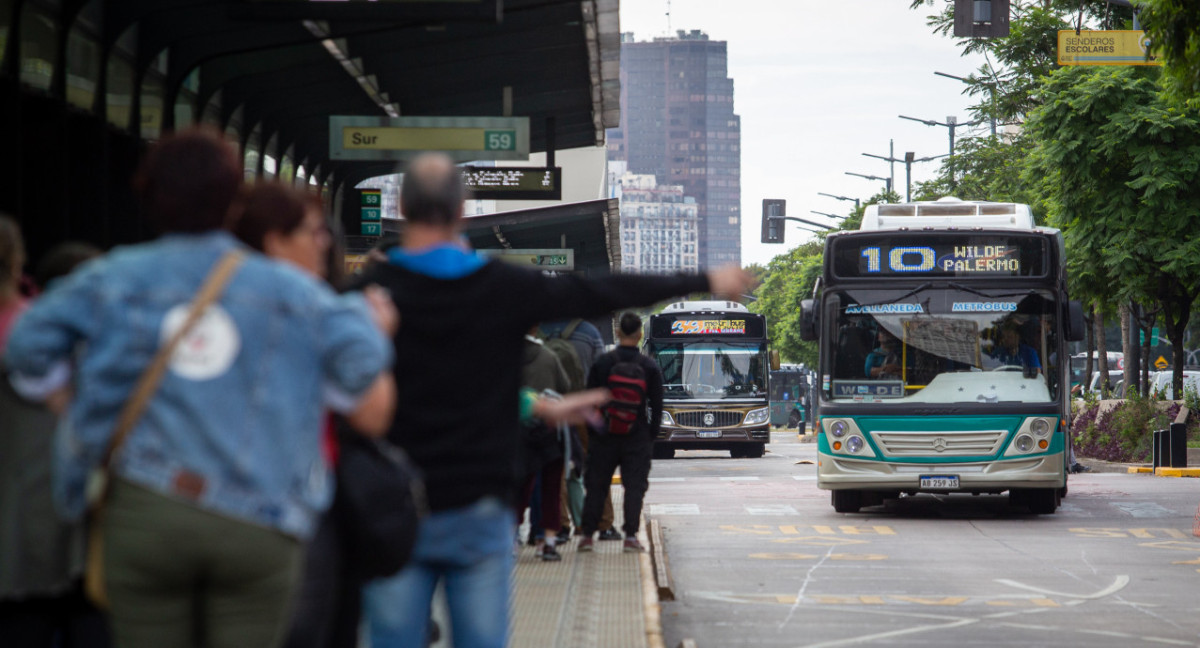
661, 411, 675, 426
1030, 418, 1050, 437
830, 420, 848, 438
743, 407, 770, 425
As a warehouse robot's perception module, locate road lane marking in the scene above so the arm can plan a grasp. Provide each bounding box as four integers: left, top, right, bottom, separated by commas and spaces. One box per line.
1113, 502, 1174, 518
770, 536, 870, 546
1140, 540, 1200, 552
748, 553, 888, 561
648, 503, 700, 515
797, 618, 979, 648
994, 575, 1129, 600
1069, 527, 1189, 539
745, 505, 797, 515
721, 524, 896, 536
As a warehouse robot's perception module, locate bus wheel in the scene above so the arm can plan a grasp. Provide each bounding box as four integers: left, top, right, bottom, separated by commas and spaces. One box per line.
831, 490, 862, 513
1012, 488, 1059, 514
653, 445, 675, 460
733, 443, 765, 459
787, 410, 802, 429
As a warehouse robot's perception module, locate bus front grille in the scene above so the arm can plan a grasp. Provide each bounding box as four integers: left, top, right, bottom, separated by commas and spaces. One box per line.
872, 431, 1007, 457
675, 411, 744, 428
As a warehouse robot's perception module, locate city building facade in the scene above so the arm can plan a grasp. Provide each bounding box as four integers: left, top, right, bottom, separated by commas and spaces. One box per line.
614, 170, 699, 274
608, 30, 741, 269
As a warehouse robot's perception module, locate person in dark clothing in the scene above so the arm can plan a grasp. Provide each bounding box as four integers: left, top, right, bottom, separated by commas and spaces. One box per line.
355, 152, 754, 648
577, 312, 662, 554
517, 330, 571, 561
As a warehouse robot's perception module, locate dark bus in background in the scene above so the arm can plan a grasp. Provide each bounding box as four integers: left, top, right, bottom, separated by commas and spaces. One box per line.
646, 301, 773, 459
769, 365, 812, 430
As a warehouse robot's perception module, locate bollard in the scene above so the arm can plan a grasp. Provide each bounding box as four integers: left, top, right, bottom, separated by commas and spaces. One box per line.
1168, 422, 1188, 468
1152, 429, 1167, 468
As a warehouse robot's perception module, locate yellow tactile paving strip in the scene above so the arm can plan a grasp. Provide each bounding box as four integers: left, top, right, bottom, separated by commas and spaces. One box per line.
511, 486, 649, 648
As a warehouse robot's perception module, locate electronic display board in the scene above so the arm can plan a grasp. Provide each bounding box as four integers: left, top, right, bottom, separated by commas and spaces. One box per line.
831, 234, 1047, 278
463, 167, 562, 200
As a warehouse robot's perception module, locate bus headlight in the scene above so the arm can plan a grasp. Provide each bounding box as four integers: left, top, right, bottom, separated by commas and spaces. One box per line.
830, 420, 848, 438
846, 436, 865, 454
1014, 434, 1034, 453
743, 407, 770, 426
661, 411, 675, 426
1030, 418, 1051, 437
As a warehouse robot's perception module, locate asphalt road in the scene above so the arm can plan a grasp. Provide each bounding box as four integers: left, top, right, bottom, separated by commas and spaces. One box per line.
647, 430, 1200, 648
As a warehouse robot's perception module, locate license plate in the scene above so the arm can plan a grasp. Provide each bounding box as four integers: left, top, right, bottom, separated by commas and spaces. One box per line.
697, 430, 721, 439
920, 475, 959, 489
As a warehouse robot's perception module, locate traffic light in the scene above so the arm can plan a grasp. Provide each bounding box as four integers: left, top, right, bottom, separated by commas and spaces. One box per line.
761, 199, 786, 244
953, 0, 1009, 38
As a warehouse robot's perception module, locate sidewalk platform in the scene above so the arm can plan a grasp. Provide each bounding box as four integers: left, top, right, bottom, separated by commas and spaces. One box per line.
511, 486, 660, 648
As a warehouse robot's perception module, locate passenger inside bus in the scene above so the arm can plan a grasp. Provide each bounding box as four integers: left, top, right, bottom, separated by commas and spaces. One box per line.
988, 319, 1042, 377
864, 329, 902, 379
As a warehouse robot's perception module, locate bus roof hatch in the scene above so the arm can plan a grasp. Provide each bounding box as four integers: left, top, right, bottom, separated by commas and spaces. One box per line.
861, 197, 1034, 231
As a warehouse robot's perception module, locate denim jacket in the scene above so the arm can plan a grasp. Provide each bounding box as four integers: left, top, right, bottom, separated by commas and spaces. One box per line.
4, 232, 391, 538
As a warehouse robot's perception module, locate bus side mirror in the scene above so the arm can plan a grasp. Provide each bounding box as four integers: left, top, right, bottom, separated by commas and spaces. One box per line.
770, 349, 781, 371
1064, 301, 1086, 342
799, 299, 818, 341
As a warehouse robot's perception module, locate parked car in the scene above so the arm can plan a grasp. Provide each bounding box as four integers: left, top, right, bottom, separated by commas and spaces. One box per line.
1069, 351, 1124, 391
1147, 370, 1200, 400
1075, 370, 1123, 396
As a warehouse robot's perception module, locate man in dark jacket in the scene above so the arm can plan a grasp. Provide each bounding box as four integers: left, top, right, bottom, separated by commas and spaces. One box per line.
577, 312, 662, 553
355, 153, 753, 648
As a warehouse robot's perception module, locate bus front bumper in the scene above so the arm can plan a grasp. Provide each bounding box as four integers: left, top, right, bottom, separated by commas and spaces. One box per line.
817, 451, 1065, 492
659, 426, 769, 446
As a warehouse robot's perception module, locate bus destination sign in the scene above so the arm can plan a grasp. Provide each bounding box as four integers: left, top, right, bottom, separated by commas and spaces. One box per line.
832, 234, 1046, 278
463, 166, 562, 200
671, 319, 747, 335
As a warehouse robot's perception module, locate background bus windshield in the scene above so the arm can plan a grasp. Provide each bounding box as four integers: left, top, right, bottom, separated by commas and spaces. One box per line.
650, 341, 767, 399
826, 289, 1059, 404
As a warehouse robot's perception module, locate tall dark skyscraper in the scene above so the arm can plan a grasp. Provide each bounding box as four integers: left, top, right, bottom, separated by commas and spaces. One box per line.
608, 30, 742, 269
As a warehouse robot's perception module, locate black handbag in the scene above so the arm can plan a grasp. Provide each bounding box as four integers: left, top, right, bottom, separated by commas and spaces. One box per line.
334, 432, 427, 579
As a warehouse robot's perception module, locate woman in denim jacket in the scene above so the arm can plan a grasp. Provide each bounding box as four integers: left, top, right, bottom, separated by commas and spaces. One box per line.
3, 128, 397, 648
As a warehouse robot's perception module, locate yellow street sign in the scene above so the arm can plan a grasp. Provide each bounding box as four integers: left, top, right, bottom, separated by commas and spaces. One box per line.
1058, 30, 1160, 66
1155, 356, 1169, 370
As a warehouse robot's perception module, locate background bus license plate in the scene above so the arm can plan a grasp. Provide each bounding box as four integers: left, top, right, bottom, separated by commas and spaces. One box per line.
697, 430, 721, 438
920, 475, 959, 489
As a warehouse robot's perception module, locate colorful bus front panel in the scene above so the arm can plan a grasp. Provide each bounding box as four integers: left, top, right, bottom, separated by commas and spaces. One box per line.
810, 220, 1072, 514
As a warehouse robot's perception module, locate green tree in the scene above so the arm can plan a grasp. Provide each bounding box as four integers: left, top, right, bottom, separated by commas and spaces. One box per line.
751, 241, 822, 367
1023, 66, 1200, 394
1140, 0, 1200, 100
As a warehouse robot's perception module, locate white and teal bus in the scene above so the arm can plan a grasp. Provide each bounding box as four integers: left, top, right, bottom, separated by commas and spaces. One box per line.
799, 199, 1085, 514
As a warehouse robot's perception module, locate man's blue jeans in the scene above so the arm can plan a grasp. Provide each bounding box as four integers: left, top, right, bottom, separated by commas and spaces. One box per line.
363, 497, 515, 648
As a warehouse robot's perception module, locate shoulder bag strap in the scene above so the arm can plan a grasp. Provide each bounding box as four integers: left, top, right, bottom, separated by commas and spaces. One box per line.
561, 318, 583, 340
98, 250, 245, 470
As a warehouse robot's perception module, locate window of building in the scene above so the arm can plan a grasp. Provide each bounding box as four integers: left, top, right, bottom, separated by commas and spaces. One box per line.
106, 26, 136, 129
19, 2, 56, 91
65, 6, 100, 111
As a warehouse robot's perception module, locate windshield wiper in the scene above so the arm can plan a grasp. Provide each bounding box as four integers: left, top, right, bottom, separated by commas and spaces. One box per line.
845, 282, 933, 311
947, 282, 1036, 300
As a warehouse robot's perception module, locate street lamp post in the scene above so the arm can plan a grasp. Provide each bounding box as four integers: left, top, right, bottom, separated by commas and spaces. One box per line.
810, 210, 844, 221
898, 114, 979, 158
845, 171, 891, 195
864, 150, 947, 202
817, 192, 860, 211
934, 71, 997, 137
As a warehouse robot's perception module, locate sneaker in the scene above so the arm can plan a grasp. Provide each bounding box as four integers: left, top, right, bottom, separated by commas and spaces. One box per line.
539, 543, 562, 561
623, 537, 646, 553
1070, 463, 1092, 474
577, 537, 594, 552
597, 528, 622, 541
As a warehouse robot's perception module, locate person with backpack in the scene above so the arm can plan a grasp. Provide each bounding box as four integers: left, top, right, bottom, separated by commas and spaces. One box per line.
578, 312, 663, 553
541, 319, 621, 541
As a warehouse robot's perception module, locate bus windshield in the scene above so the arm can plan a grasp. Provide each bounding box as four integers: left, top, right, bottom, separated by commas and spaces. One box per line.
649, 341, 768, 399
825, 288, 1060, 404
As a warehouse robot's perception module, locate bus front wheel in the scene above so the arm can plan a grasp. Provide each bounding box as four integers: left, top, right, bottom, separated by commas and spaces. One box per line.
1011, 488, 1059, 514
787, 410, 802, 429
831, 490, 862, 513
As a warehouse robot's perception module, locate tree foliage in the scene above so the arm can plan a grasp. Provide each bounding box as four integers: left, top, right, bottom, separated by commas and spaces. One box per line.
1140, 0, 1200, 100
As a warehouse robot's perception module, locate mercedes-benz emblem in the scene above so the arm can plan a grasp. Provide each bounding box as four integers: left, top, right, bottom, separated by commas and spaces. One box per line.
703, 413, 715, 426
932, 437, 948, 452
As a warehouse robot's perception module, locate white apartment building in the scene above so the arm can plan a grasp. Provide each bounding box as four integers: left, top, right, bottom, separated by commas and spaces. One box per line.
617, 172, 699, 274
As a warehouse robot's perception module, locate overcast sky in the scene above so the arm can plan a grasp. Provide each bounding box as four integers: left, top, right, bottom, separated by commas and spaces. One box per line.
618, 0, 990, 267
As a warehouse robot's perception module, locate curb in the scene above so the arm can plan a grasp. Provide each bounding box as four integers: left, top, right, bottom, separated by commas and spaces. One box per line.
1154, 467, 1200, 477
638, 513, 666, 648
